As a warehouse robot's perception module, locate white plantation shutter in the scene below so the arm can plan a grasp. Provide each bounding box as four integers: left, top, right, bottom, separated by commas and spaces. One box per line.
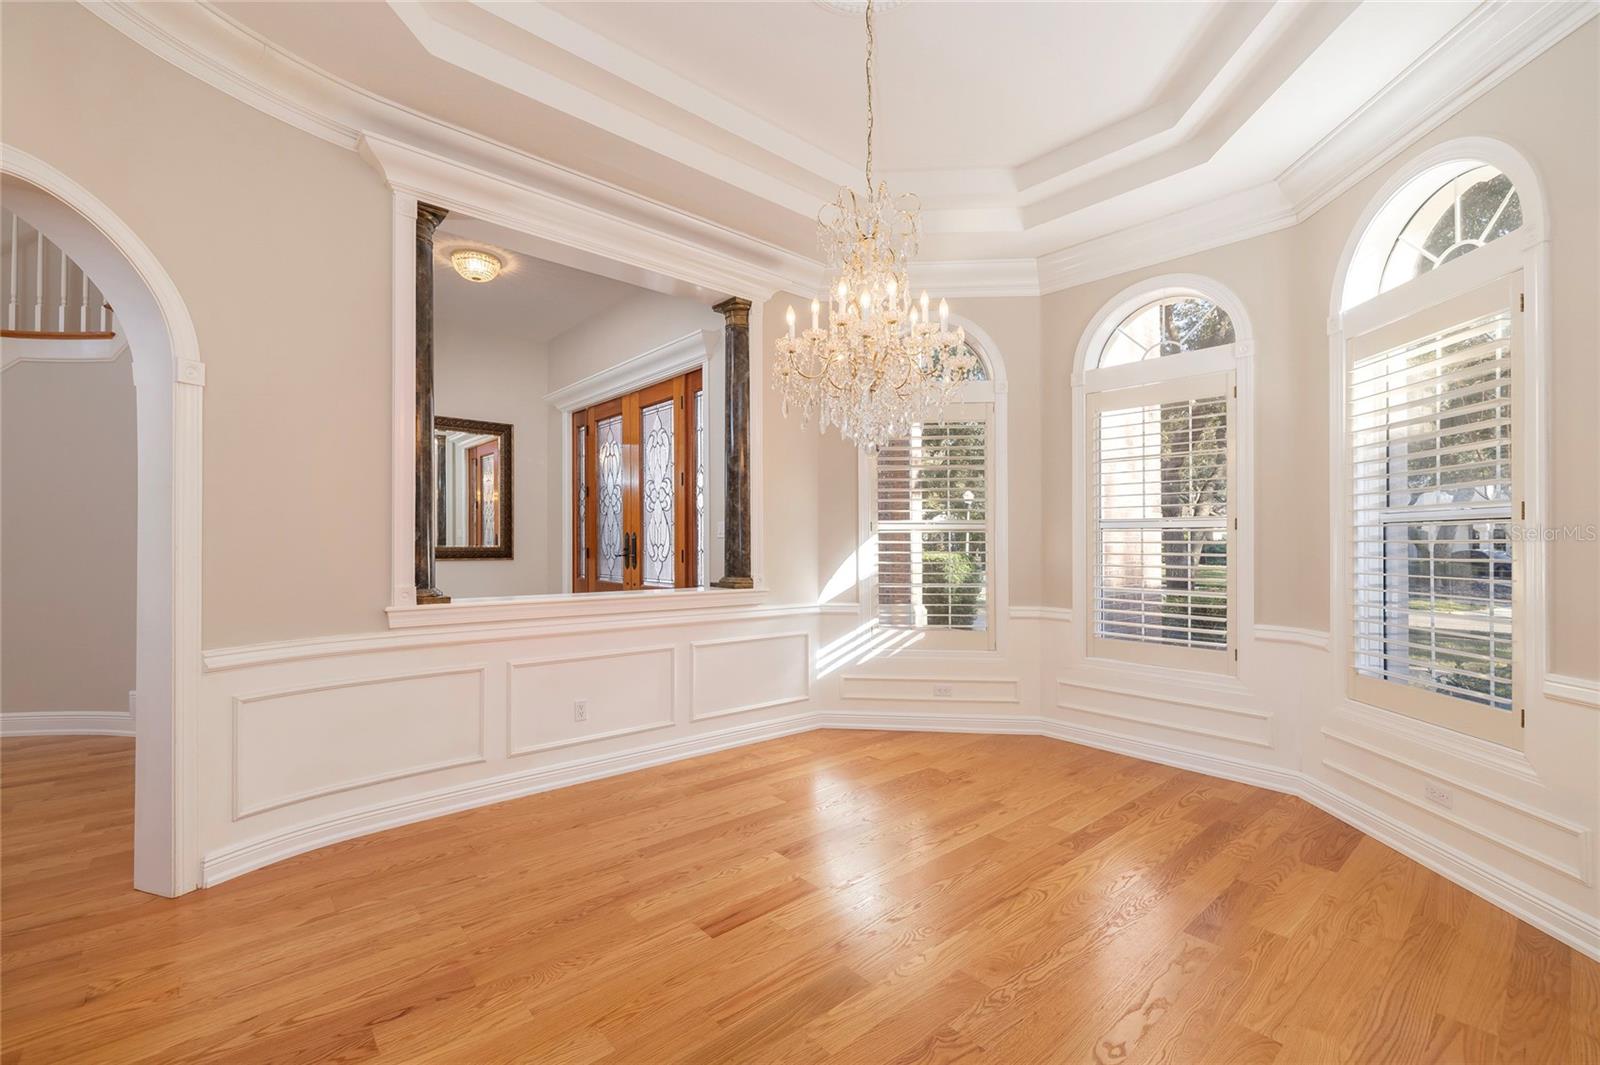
1091, 375, 1231, 665
875, 415, 990, 636
1349, 299, 1515, 720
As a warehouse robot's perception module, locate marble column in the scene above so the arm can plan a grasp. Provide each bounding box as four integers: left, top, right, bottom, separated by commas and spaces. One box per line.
414, 202, 450, 604
711, 297, 754, 589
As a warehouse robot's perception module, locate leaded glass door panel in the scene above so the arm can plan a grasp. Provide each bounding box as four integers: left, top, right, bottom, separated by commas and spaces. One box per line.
571, 368, 701, 592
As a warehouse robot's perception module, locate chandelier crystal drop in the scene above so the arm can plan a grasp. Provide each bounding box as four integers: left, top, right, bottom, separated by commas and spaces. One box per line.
773, 0, 974, 451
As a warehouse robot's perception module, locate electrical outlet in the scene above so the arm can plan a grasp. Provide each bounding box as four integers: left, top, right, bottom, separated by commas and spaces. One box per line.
1423, 781, 1453, 809
933, 684, 954, 698
574, 700, 589, 723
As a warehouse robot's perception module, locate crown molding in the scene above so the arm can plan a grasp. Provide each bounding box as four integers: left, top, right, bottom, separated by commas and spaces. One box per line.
357, 133, 817, 302
907, 259, 1041, 300
82, 1, 1595, 300
1279, 1, 1597, 219
1038, 183, 1298, 294
543, 330, 709, 411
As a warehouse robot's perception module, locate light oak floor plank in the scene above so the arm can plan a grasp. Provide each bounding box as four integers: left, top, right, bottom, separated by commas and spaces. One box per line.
2, 731, 1590, 1064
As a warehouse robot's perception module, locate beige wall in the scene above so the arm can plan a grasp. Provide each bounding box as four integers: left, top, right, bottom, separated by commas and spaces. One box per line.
1, 352, 136, 711
2, 2, 394, 648
433, 299, 554, 599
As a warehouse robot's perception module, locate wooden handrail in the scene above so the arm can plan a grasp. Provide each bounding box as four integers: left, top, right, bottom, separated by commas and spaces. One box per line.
1, 329, 117, 340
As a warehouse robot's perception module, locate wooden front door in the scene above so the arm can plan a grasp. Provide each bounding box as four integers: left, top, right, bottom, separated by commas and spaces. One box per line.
572, 369, 703, 592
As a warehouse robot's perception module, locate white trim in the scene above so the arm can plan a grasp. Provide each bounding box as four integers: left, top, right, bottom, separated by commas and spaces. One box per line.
1544, 675, 1600, 709
1327, 138, 1548, 751
1321, 726, 1592, 884
1, 145, 204, 898
386, 586, 767, 631
838, 675, 1023, 705
1041, 185, 1299, 297
205, 599, 827, 671
358, 133, 799, 302
1281, 4, 1594, 223
1056, 675, 1265, 720
1071, 274, 1255, 684
1253, 625, 1332, 651
1010, 606, 1072, 623
907, 259, 1041, 300
544, 331, 710, 412
0, 337, 129, 372
0, 710, 136, 737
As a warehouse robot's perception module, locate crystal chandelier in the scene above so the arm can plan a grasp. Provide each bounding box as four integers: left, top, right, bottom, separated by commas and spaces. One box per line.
773, 0, 974, 451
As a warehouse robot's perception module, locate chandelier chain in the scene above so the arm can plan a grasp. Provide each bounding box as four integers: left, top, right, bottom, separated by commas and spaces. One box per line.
864, 0, 874, 189
771, 0, 972, 451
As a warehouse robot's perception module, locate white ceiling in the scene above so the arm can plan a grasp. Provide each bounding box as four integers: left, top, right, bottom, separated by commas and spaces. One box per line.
545, 1, 1224, 175
126, 2, 1595, 278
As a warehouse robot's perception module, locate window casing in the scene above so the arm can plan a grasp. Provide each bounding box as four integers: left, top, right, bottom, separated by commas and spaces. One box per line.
1089, 373, 1235, 671
1079, 289, 1243, 674
1334, 143, 1538, 747
1344, 277, 1524, 745
868, 344, 997, 651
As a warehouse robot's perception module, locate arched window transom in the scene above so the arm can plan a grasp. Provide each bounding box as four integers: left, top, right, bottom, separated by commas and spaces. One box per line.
1380, 165, 1522, 294
1098, 295, 1236, 369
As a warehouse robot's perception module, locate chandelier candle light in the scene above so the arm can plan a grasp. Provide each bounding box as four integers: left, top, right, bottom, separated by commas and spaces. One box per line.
773, 0, 975, 451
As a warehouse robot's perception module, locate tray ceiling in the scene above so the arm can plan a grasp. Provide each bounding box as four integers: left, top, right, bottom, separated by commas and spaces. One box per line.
113, 1, 1595, 282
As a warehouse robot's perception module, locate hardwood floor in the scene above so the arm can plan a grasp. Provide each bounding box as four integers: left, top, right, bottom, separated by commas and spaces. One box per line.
2, 731, 1595, 1064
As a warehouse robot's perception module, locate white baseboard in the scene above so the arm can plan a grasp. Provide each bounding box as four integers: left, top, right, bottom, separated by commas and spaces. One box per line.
1300, 776, 1600, 960
201, 711, 818, 887
0, 709, 136, 737
196, 705, 1600, 961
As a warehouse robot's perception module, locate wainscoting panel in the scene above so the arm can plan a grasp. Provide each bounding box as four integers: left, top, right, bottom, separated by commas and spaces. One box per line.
1054, 678, 1274, 749
508, 645, 677, 755
840, 674, 1022, 705
690, 632, 811, 721
232, 665, 487, 818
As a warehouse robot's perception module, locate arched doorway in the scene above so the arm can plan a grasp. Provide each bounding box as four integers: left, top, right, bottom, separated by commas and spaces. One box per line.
1, 146, 203, 896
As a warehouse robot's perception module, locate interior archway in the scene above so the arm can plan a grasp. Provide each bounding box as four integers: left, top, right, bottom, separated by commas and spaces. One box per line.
1, 148, 203, 896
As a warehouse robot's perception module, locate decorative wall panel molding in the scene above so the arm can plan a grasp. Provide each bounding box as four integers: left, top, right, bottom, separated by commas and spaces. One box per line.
1055, 694, 1273, 750
231, 665, 487, 819
689, 632, 810, 721
840, 674, 1022, 705
507, 645, 676, 755
1320, 755, 1589, 886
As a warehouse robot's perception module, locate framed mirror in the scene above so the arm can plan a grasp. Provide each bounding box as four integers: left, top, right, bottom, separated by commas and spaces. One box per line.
434, 416, 513, 559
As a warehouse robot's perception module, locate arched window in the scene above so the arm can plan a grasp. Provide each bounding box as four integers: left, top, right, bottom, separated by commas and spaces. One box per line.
1331, 141, 1542, 747
869, 339, 1000, 650
1075, 279, 1250, 674
1342, 158, 1528, 310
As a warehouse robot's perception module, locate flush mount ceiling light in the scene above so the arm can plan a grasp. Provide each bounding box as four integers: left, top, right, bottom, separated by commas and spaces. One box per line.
450, 248, 503, 283
774, 0, 972, 451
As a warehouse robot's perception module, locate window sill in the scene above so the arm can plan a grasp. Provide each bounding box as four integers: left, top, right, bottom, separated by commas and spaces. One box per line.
386, 586, 770, 630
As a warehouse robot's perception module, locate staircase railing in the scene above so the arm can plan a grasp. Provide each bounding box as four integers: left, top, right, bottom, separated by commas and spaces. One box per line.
1, 207, 114, 339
